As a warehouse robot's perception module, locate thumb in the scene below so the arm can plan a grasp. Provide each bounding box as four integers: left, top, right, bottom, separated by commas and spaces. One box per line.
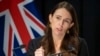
39, 46, 44, 50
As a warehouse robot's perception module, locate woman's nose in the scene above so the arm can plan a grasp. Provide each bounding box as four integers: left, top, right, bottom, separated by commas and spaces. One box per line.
59, 20, 64, 27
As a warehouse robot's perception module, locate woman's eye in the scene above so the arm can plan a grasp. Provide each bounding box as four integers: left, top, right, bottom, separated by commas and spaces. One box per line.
64, 20, 70, 23
56, 17, 61, 20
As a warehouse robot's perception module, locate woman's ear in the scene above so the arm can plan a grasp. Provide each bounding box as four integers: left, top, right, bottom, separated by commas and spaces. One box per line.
69, 22, 74, 28
49, 14, 52, 23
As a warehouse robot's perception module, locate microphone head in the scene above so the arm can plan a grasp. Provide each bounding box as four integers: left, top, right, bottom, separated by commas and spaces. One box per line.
68, 44, 77, 54
19, 44, 26, 48
68, 44, 75, 52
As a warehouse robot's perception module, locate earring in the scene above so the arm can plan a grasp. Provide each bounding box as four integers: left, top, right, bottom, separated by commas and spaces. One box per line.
67, 30, 69, 34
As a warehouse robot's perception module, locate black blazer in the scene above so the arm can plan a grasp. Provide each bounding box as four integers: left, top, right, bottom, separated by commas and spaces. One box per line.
27, 37, 89, 56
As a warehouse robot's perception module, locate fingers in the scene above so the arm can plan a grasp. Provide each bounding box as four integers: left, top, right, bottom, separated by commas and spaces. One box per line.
35, 46, 44, 56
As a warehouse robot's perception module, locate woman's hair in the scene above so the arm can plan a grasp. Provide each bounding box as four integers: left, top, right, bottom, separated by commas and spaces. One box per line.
41, 1, 79, 56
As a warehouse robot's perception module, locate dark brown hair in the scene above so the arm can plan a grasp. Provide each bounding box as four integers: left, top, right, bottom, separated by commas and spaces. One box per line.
41, 1, 79, 56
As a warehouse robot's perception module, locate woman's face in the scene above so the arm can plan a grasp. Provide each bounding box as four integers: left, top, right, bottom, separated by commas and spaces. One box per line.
49, 8, 74, 36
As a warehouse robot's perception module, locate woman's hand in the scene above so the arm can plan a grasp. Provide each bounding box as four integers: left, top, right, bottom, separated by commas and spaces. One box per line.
35, 46, 44, 56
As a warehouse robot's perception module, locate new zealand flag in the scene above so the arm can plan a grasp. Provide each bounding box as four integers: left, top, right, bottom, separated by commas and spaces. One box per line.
0, 0, 45, 56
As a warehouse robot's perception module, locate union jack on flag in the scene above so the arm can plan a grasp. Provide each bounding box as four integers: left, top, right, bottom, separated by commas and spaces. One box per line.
0, 0, 45, 56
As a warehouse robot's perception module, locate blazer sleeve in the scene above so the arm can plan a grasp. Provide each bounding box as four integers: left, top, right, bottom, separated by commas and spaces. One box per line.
27, 39, 36, 56
78, 38, 89, 56
27, 38, 42, 56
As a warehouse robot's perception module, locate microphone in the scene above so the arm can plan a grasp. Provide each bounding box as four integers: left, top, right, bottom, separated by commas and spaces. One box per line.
68, 44, 75, 52
68, 44, 76, 55
12, 44, 26, 56
12, 44, 25, 50
47, 52, 64, 56
47, 45, 75, 56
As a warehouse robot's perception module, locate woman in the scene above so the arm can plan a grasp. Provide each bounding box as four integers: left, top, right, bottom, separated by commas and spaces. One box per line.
27, 1, 89, 56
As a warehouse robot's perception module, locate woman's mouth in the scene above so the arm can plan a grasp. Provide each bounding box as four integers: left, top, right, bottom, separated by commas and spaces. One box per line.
56, 28, 63, 31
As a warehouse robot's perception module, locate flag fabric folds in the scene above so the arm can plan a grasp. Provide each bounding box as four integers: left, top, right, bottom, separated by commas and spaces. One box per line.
0, 0, 45, 56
